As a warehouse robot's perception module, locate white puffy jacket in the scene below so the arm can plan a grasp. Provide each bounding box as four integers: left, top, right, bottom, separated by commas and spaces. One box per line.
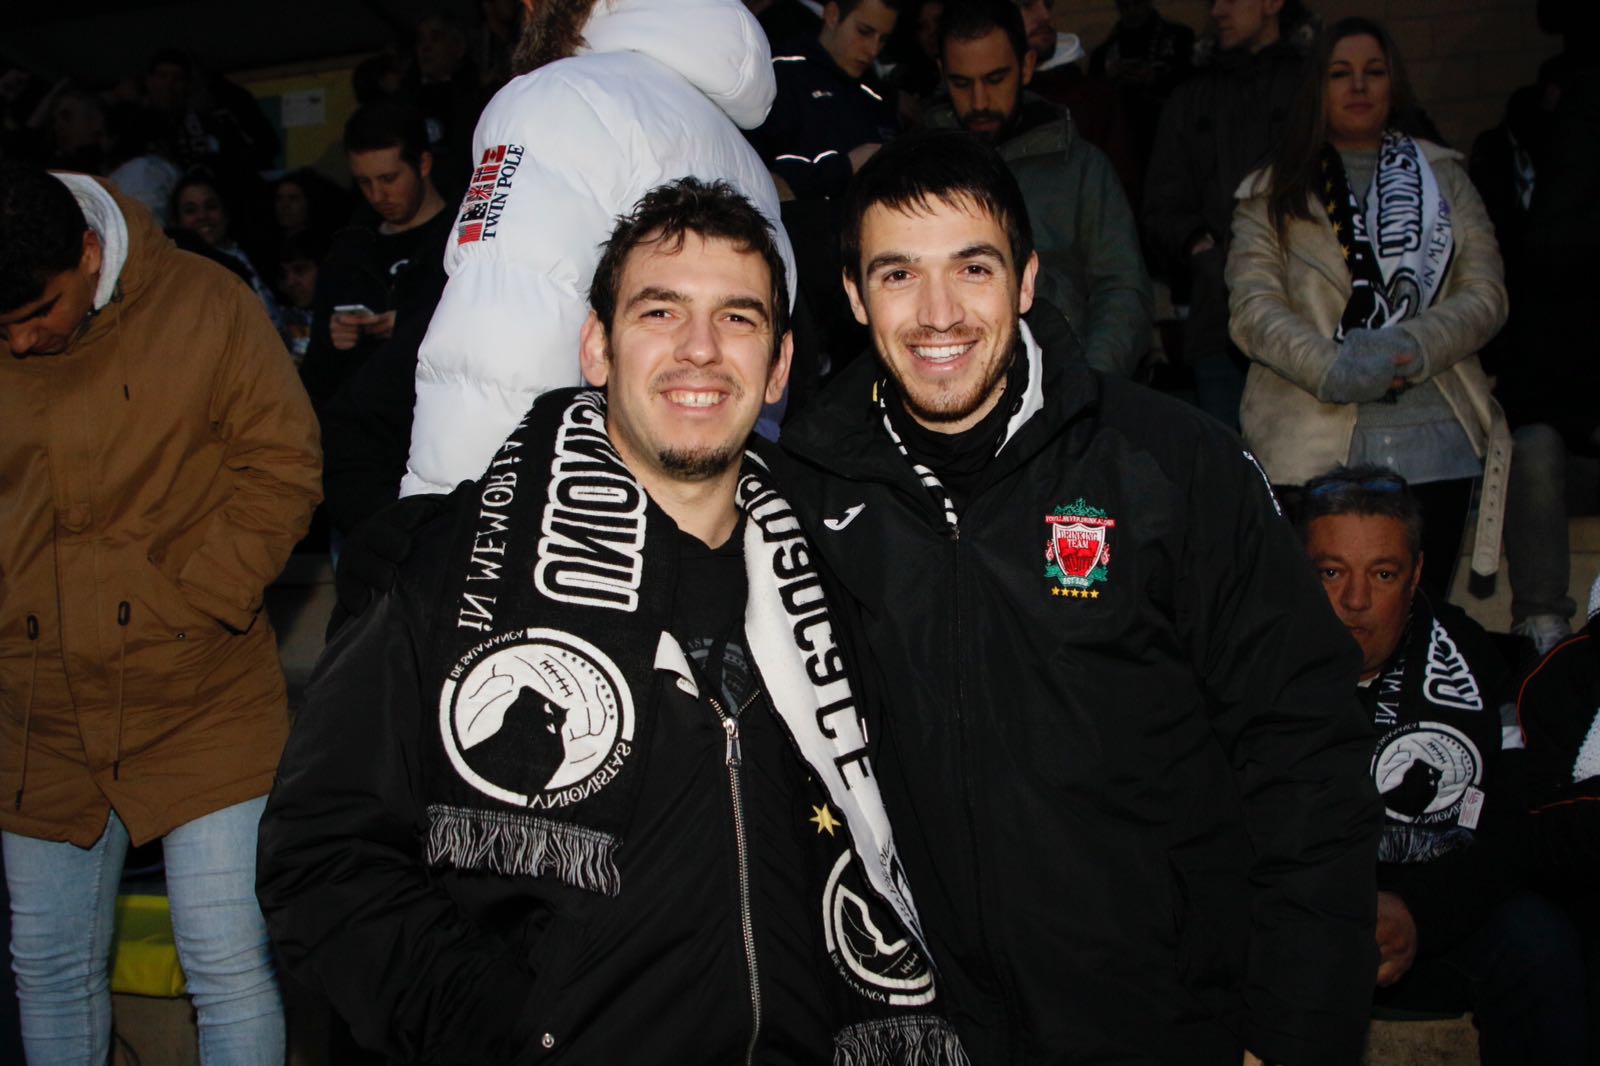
402, 0, 795, 496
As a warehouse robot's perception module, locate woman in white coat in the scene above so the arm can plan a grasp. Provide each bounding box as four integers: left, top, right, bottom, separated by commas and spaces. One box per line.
1226, 17, 1509, 600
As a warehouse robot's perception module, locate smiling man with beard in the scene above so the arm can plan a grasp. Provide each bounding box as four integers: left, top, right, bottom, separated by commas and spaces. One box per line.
258, 179, 965, 1066
777, 130, 1382, 1065
924, 0, 1151, 377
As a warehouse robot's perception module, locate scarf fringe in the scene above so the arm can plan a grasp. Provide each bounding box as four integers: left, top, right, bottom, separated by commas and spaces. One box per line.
833, 1016, 970, 1066
425, 803, 621, 896
1378, 823, 1472, 865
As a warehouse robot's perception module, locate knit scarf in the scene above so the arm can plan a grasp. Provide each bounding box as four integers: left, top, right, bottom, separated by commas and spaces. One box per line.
1322, 130, 1455, 342
1358, 595, 1492, 866
424, 388, 966, 1065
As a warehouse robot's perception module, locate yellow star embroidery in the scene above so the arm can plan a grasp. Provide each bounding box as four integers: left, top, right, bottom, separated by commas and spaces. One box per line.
1090, 590, 1101, 599
1331, 221, 1342, 237
810, 804, 841, 836
1341, 245, 1351, 260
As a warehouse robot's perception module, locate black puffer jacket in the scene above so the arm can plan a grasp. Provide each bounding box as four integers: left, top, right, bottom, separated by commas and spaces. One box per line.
776, 311, 1382, 1066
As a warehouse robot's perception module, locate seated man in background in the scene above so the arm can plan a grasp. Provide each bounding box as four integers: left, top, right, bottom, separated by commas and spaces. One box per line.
257, 179, 962, 1065
1292, 465, 1589, 1066
750, 0, 902, 201
926, 0, 1151, 376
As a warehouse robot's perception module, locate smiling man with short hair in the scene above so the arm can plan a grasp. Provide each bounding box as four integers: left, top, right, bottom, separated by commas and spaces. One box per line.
779, 130, 1381, 1066
258, 178, 965, 1066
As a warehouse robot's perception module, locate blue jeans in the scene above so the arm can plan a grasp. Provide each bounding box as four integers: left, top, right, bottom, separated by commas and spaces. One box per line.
3, 797, 283, 1066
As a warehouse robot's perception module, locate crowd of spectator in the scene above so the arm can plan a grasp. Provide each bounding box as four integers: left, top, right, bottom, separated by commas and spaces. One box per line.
2, 0, 1599, 1062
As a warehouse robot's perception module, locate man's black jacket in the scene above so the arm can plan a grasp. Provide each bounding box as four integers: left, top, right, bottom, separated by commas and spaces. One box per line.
299, 208, 451, 410
776, 311, 1381, 1065
748, 39, 898, 200
256, 481, 833, 1065
1141, 40, 1303, 276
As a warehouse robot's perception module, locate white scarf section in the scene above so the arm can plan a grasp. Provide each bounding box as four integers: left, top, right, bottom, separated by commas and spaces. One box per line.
1352, 134, 1454, 328
737, 464, 933, 958
52, 173, 129, 312
1575, 710, 1600, 783
648, 470, 933, 958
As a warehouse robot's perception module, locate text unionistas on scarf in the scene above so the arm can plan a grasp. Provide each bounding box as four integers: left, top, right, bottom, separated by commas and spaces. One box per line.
534, 394, 645, 611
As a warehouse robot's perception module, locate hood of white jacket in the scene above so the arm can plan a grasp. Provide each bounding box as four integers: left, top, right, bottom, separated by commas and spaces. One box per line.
580, 0, 776, 129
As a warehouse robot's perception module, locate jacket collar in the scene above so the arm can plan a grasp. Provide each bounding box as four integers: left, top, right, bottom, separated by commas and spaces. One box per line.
782, 305, 1099, 489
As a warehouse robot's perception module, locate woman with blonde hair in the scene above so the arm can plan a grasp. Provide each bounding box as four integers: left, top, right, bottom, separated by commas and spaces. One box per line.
1226, 16, 1509, 601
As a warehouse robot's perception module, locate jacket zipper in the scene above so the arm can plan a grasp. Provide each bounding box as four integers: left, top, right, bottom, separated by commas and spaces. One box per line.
708, 689, 764, 1066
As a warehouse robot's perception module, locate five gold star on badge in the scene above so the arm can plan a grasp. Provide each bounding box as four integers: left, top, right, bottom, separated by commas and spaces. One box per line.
810, 803, 841, 836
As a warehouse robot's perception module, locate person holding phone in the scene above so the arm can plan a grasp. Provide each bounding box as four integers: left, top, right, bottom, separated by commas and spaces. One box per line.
300, 100, 451, 409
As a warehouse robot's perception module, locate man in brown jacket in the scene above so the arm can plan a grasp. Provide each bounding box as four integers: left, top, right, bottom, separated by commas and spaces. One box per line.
0, 162, 320, 1064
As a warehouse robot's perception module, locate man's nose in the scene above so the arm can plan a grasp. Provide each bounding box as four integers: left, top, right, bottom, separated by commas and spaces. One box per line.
7, 326, 34, 356
677, 314, 721, 365
1340, 576, 1371, 612
919, 275, 964, 332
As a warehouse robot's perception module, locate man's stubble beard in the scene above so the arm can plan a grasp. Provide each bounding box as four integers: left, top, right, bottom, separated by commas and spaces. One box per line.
891, 319, 1022, 427
657, 443, 744, 481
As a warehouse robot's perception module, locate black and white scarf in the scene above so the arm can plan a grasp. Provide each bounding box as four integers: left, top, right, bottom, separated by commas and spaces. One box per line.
424, 388, 966, 1065
1323, 130, 1455, 342
1359, 595, 1499, 866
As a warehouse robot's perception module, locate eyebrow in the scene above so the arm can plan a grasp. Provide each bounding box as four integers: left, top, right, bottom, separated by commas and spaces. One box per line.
1, 294, 59, 326
864, 242, 1008, 277
1308, 553, 1409, 568
625, 286, 770, 324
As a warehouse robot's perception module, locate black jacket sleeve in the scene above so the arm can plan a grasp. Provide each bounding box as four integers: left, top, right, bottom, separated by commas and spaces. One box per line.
1177, 437, 1382, 1066
1141, 83, 1212, 276
320, 312, 427, 538
256, 543, 543, 1064
747, 68, 855, 200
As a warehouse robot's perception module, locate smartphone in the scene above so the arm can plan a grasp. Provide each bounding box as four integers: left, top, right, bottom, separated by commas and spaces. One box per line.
333, 303, 375, 317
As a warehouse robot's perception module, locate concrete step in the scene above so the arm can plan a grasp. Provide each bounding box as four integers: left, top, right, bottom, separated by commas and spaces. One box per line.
1365, 1015, 1478, 1065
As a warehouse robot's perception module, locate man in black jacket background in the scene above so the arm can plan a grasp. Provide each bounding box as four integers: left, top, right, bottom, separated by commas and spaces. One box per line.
778, 130, 1381, 1066
1141, 0, 1306, 427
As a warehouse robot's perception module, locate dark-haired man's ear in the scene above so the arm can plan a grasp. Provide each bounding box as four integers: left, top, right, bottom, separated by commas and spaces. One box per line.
419, 150, 435, 181
81, 229, 103, 278
842, 271, 869, 327
765, 330, 795, 404
1022, 46, 1038, 84
578, 310, 610, 387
